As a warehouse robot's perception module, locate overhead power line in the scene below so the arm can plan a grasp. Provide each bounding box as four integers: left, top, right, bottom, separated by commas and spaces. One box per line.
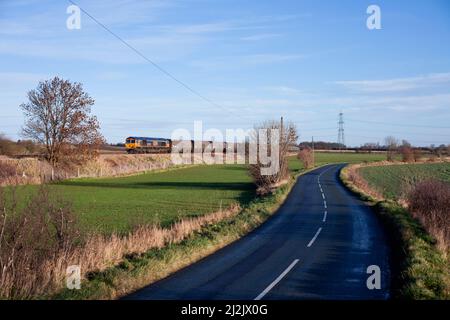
346, 118, 450, 129
345, 134, 449, 145
67, 0, 245, 121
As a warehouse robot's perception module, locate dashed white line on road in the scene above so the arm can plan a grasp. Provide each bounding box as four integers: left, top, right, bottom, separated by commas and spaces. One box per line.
307, 227, 322, 247
323, 201, 327, 209
323, 210, 327, 222
321, 193, 325, 200
254, 259, 300, 300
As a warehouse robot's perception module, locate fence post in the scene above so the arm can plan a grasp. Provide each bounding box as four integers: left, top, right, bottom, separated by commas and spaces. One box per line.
51, 167, 54, 181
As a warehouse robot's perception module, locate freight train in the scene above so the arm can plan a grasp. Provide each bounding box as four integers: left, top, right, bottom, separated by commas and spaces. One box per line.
125, 136, 233, 154
125, 136, 172, 154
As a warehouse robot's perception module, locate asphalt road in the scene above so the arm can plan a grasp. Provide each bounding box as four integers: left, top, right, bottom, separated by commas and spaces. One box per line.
125, 164, 391, 300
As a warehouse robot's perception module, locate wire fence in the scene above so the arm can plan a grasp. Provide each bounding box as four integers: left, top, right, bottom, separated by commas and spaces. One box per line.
0, 154, 178, 185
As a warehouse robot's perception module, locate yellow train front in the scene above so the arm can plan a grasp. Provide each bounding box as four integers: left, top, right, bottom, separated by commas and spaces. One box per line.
125, 136, 172, 154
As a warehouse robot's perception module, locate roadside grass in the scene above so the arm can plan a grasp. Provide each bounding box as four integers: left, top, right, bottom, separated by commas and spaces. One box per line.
358, 162, 450, 199
341, 165, 450, 299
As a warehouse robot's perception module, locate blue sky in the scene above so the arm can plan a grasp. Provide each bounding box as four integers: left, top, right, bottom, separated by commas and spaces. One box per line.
1, 0, 450, 146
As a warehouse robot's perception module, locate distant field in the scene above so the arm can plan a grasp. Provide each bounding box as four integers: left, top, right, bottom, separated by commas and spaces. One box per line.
288, 152, 385, 173
13, 152, 385, 235
358, 162, 450, 199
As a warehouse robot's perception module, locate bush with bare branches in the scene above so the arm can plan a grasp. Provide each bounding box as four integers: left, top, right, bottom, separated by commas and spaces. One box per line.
297, 147, 314, 169
400, 146, 414, 162
0, 162, 19, 185
0, 186, 81, 298
385, 136, 398, 161
407, 180, 450, 251
248, 120, 297, 195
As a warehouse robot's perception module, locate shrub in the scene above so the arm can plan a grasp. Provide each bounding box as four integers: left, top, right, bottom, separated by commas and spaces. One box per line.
413, 149, 423, 162
0, 161, 18, 185
297, 147, 314, 169
407, 180, 450, 251
248, 120, 296, 195
400, 146, 414, 163
0, 186, 81, 298
0, 161, 16, 180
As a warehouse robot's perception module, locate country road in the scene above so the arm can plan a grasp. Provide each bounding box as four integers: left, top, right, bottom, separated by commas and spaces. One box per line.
125, 164, 391, 300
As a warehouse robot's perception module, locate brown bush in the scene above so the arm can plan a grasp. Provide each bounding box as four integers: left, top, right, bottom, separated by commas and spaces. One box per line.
0, 186, 81, 298
0, 161, 22, 186
0, 161, 16, 180
400, 146, 414, 162
297, 147, 314, 169
413, 148, 423, 162
407, 180, 450, 251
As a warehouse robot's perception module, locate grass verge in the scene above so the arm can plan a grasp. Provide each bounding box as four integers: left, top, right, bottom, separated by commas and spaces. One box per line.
340, 165, 450, 299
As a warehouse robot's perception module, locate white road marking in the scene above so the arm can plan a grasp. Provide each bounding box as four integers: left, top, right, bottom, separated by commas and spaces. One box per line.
321, 193, 325, 200
307, 227, 322, 247
254, 259, 299, 300
323, 201, 327, 209
323, 211, 327, 222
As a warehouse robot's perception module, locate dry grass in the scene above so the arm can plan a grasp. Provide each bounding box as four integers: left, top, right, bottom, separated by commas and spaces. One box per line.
0, 154, 185, 186
344, 164, 384, 200
407, 180, 450, 252
0, 185, 241, 299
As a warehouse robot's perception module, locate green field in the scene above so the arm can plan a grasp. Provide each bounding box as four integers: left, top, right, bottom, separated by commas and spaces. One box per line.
13, 152, 385, 235
288, 151, 385, 173
359, 162, 450, 199
53, 165, 255, 234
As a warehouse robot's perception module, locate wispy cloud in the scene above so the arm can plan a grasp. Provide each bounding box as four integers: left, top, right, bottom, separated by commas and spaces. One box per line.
240, 33, 282, 41
190, 54, 305, 69
0, 72, 48, 84
264, 86, 303, 95
334, 72, 450, 92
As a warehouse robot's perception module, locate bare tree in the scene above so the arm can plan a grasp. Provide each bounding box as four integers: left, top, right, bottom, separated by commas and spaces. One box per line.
21, 77, 104, 166
384, 136, 398, 161
248, 119, 297, 194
